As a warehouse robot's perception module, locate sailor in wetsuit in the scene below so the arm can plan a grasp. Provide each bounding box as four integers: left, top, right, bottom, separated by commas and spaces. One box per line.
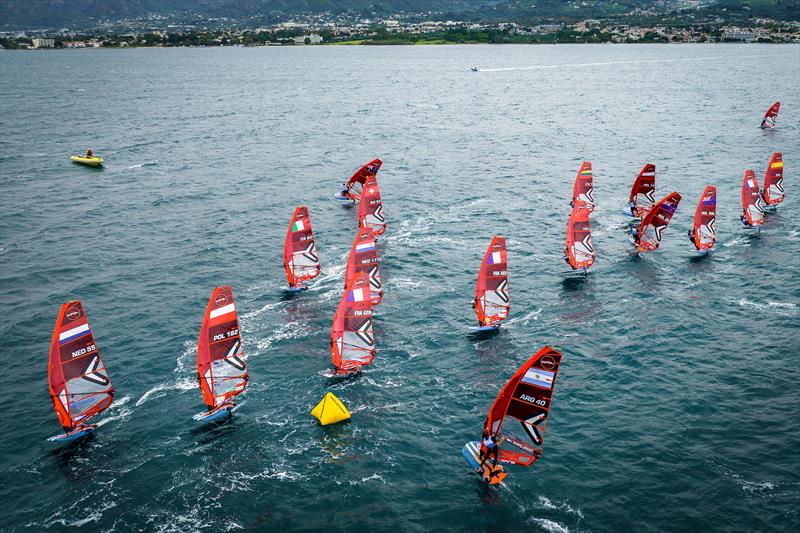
628, 200, 637, 217
476, 430, 505, 481
687, 228, 696, 247
631, 227, 640, 245
562, 247, 571, 265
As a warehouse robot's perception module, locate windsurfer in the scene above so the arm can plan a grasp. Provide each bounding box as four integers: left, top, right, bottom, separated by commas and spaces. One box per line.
687, 229, 695, 246
477, 430, 505, 480
631, 227, 640, 245
628, 200, 637, 217
562, 248, 570, 265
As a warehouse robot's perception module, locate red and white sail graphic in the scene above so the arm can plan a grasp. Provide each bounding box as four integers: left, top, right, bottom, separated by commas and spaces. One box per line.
742, 169, 765, 227
637, 191, 682, 251
692, 185, 717, 251
762, 152, 784, 206
283, 206, 320, 288
343, 158, 382, 201
566, 206, 595, 270
197, 287, 248, 409
761, 101, 780, 129
331, 273, 375, 373
475, 236, 509, 326
572, 161, 595, 212
48, 301, 114, 431
358, 176, 386, 236
629, 163, 656, 217
346, 226, 382, 305
484, 347, 563, 467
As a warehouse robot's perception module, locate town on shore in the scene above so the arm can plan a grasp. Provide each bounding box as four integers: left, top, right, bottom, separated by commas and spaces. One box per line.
3, 14, 799, 50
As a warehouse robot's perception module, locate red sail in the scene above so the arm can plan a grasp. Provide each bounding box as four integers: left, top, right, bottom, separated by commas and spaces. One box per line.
572, 161, 595, 212
484, 347, 563, 467
628, 163, 656, 217
475, 236, 509, 326
742, 170, 765, 226
331, 273, 375, 372
344, 158, 382, 200
197, 287, 248, 409
637, 191, 682, 251
763, 152, 784, 206
358, 176, 386, 236
48, 301, 114, 431
566, 206, 594, 269
345, 226, 382, 305
692, 185, 717, 251
283, 206, 320, 288
761, 101, 780, 129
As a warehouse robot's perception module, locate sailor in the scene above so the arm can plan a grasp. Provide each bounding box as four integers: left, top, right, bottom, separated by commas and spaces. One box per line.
687, 229, 695, 246
569, 200, 575, 208
477, 430, 505, 481
562, 248, 571, 265
631, 226, 640, 244
339, 184, 350, 197
85, 148, 93, 158
628, 200, 637, 217
740, 212, 749, 226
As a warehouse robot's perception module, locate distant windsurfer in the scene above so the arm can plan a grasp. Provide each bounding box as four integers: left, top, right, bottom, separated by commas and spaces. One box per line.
471, 67, 478, 72
476, 430, 505, 481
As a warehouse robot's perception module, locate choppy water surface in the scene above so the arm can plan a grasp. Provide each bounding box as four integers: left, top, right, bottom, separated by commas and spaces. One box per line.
1, 44, 799, 532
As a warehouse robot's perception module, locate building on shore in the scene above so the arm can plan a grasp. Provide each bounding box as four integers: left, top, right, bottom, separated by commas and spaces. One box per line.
293, 34, 323, 45
32, 37, 54, 48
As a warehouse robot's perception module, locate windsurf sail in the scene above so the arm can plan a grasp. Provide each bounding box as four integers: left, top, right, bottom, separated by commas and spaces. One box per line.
572, 161, 595, 212
484, 346, 563, 467
48, 301, 114, 431
331, 273, 375, 373
636, 191, 682, 251
358, 176, 386, 236
761, 101, 780, 129
742, 169, 765, 226
475, 236, 509, 326
628, 163, 656, 217
343, 158, 382, 200
763, 152, 784, 206
283, 206, 321, 288
197, 287, 248, 410
565, 206, 595, 270
346, 226, 382, 305
692, 185, 717, 251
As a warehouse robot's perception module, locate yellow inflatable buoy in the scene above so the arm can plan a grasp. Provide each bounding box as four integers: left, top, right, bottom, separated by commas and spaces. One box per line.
311, 392, 350, 426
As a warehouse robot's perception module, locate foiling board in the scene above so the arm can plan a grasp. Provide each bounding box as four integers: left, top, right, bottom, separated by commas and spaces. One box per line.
461, 441, 507, 485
